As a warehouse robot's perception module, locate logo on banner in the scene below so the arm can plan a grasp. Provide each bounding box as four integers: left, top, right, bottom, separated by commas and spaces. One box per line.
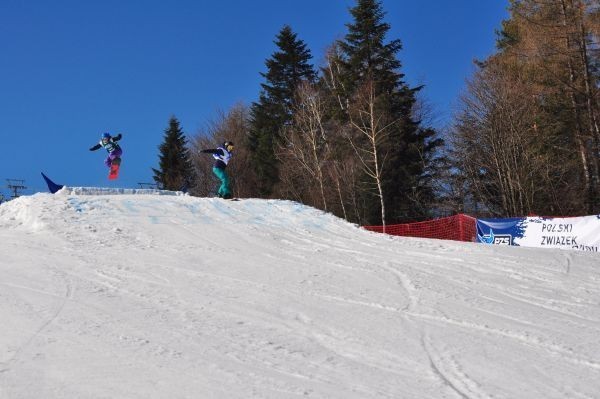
477, 229, 513, 245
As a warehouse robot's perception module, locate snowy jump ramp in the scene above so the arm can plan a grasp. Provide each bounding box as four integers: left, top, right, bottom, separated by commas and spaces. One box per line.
0, 189, 599, 398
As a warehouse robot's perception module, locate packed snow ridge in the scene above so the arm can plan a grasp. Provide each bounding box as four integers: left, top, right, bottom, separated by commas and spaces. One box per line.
0, 188, 599, 399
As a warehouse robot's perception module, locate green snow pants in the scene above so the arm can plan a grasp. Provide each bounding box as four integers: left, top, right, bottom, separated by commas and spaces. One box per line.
212, 167, 232, 198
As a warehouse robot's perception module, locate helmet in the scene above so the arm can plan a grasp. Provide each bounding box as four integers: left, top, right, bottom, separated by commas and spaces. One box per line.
102, 132, 111, 139
223, 141, 234, 151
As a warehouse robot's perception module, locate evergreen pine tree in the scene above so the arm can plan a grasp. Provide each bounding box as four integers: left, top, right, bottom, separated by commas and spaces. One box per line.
337, 0, 442, 223
338, 0, 404, 100
153, 116, 196, 191
249, 25, 316, 196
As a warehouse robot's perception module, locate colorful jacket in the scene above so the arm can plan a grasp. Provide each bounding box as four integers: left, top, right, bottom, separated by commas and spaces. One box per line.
201, 147, 232, 169
90, 134, 122, 153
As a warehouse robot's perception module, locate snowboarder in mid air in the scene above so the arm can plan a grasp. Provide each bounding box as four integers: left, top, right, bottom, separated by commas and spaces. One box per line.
90, 132, 123, 179
201, 141, 234, 199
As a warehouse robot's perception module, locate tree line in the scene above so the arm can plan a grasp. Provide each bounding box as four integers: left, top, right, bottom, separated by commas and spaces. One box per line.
449, 0, 600, 217
152, 0, 600, 227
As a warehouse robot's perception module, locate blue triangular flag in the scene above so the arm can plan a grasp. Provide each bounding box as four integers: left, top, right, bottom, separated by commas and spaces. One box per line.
41, 172, 64, 194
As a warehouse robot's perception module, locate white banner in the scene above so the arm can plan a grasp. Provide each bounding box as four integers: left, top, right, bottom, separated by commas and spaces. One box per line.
477, 215, 600, 252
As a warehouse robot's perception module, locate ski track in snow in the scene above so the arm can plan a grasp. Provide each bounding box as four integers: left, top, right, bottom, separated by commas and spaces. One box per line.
0, 273, 73, 373
0, 190, 599, 398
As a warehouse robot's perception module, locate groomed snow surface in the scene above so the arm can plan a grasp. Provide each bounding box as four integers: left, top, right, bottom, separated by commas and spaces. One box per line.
0, 188, 599, 399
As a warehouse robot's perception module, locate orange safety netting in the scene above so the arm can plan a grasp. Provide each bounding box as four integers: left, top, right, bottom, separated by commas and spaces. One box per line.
363, 214, 477, 242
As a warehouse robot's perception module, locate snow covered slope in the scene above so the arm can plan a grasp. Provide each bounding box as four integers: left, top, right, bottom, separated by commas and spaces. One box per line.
0, 188, 599, 399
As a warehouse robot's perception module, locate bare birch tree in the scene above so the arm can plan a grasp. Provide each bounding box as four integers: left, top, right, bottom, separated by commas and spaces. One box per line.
346, 80, 397, 229
279, 82, 330, 210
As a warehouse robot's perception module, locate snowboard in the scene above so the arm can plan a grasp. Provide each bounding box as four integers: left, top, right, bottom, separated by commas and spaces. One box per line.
216, 195, 239, 201
108, 158, 121, 180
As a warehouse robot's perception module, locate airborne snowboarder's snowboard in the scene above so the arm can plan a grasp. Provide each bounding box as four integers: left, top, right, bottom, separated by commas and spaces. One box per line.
108, 158, 121, 180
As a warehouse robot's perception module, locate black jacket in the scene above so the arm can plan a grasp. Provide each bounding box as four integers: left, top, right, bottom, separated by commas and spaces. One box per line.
90, 134, 122, 152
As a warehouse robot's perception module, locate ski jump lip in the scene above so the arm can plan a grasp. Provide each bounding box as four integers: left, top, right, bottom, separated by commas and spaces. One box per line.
54, 187, 188, 196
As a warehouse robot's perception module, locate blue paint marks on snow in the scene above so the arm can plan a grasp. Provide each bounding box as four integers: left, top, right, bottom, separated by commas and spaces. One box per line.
67, 198, 84, 213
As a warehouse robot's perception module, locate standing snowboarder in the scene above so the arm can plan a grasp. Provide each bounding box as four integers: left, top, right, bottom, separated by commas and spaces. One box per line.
90, 132, 123, 179
201, 141, 234, 199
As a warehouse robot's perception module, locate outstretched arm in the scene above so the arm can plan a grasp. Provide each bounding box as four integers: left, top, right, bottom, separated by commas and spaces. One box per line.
89, 144, 102, 151
113, 133, 122, 141
201, 149, 224, 156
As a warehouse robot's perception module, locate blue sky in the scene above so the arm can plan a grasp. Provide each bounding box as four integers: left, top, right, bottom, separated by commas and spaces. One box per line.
0, 0, 508, 196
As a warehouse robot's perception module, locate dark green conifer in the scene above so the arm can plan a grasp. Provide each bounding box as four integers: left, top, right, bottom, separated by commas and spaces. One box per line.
249, 25, 316, 196
153, 116, 196, 191
337, 0, 442, 223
